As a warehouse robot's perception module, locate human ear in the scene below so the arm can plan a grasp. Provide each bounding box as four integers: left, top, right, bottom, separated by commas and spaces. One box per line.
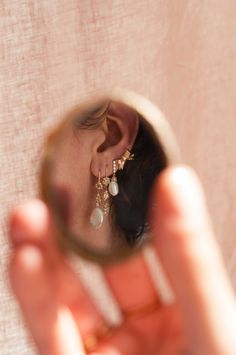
90, 103, 139, 177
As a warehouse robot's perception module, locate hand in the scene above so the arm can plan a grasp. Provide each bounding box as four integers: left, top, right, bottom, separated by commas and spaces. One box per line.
8, 166, 236, 355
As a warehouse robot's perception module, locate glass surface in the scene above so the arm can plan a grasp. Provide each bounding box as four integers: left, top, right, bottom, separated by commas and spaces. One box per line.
41, 92, 180, 264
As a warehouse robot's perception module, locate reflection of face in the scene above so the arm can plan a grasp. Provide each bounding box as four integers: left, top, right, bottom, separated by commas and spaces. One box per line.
52, 122, 113, 248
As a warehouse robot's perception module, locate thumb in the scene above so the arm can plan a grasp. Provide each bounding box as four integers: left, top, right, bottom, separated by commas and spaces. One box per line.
150, 166, 236, 354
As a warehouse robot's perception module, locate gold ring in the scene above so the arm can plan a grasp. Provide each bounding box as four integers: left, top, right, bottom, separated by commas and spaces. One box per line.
121, 299, 161, 319
83, 320, 114, 352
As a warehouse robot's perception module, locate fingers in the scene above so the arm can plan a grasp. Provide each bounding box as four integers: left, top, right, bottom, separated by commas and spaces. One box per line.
94, 325, 143, 355
104, 254, 159, 315
94, 305, 183, 355
8, 200, 107, 355
9, 200, 51, 245
150, 166, 236, 352
9, 244, 85, 355
8, 199, 57, 263
103, 250, 163, 353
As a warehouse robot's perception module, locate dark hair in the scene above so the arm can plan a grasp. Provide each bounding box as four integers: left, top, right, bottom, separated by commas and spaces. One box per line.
74, 102, 167, 247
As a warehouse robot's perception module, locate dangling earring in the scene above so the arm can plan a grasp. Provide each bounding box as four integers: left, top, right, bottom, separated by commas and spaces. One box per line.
90, 170, 110, 229
90, 150, 134, 229
101, 166, 110, 215
108, 149, 134, 197
108, 161, 119, 196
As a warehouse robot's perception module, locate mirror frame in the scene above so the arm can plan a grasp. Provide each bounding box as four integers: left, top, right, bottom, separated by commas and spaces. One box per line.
41, 89, 181, 265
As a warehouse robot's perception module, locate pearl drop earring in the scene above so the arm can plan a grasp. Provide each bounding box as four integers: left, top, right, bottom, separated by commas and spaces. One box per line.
90, 170, 110, 229
108, 161, 119, 196
90, 150, 134, 229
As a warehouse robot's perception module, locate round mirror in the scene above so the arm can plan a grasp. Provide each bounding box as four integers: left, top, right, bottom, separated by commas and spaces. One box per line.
41, 89, 180, 264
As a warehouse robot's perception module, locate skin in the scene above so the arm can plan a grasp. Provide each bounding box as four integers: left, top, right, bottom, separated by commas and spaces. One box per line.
52, 122, 109, 248
51, 102, 139, 249
8, 166, 236, 355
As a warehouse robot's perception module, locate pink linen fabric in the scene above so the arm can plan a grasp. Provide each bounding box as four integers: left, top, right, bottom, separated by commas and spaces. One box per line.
1, 1, 236, 353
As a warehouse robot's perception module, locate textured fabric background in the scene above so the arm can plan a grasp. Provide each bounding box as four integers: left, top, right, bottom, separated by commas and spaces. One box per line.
1, 1, 236, 354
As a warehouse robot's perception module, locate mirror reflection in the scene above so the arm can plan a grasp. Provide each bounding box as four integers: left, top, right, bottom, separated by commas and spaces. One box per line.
42, 98, 170, 262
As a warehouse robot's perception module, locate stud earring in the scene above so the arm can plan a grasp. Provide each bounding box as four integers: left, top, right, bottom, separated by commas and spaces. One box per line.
90, 170, 110, 229
116, 149, 134, 170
